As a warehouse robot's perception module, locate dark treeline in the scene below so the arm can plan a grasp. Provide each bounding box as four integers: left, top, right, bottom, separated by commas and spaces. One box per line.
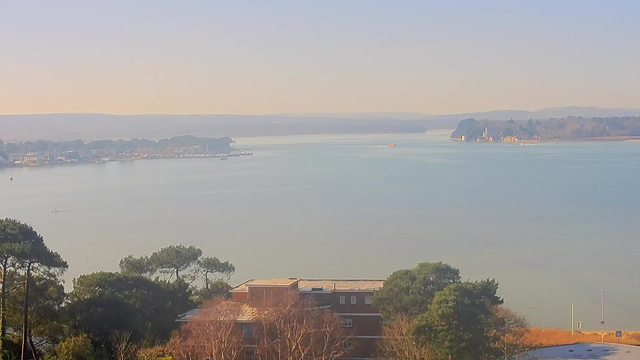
1, 219, 532, 360
373, 262, 529, 360
0, 135, 234, 154
0, 219, 234, 360
451, 116, 640, 141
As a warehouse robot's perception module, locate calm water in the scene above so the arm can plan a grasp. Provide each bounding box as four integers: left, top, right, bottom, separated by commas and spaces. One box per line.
2, 130, 640, 330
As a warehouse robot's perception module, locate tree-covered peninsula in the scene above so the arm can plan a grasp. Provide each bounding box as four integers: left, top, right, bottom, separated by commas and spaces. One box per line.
450, 116, 640, 142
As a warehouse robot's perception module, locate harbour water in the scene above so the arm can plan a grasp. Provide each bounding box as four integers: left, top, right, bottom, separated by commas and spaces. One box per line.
2, 130, 640, 330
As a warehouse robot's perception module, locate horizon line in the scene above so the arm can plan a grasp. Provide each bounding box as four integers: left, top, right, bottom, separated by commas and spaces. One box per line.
2, 105, 640, 117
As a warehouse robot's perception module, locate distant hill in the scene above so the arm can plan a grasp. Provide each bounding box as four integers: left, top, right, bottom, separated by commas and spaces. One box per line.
450, 116, 640, 141
0, 113, 427, 142
1, 107, 640, 141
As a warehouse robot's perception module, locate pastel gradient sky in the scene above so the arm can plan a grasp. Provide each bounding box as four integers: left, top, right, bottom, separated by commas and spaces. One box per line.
1, 1, 639, 115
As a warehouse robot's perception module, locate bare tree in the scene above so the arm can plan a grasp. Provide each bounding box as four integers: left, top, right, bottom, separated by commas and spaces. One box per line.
137, 344, 167, 360
255, 291, 350, 360
167, 298, 245, 360
490, 306, 530, 359
164, 331, 196, 360
111, 332, 138, 360
377, 315, 434, 360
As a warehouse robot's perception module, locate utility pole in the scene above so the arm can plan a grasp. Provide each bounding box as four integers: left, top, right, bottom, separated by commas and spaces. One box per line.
571, 303, 574, 335
601, 289, 605, 343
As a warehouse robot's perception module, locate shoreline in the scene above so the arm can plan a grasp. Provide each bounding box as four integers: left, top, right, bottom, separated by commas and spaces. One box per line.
521, 136, 640, 143
451, 135, 640, 143
527, 327, 640, 347
0, 151, 253, 169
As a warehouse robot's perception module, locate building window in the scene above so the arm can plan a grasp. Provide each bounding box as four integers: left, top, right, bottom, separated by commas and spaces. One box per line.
244, 349, 255, 360
339, 296, 346, 304
343, 341, 354, 349
350, 295, 356, 304
243, 324, 255, 338
365, 295, 372, 305
340, 318, 353, 328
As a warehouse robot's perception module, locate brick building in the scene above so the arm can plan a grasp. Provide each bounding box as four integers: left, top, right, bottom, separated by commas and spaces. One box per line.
179, 278, 384, 359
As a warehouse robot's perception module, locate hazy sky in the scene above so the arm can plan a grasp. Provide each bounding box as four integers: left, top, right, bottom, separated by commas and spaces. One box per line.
1, 1, 639, 115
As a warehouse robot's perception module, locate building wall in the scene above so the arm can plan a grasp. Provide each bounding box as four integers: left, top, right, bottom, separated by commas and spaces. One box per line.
342, 314, 382, 337
299, 291, 333, 305
332, 292, 378, 314
348, 338, 378, 359
232, 291, 248, 302
233, 285, 382, 359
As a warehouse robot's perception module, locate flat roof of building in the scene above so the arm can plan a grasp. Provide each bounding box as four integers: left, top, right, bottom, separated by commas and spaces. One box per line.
232, 278, 384, 292
244, 278, 300, 287
523, 343, 640, 359
298, 279, 384, 291
177, 303, 258, 323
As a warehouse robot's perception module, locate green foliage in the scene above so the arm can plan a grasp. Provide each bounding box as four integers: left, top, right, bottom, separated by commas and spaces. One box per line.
194, 279, 232, 303
412, 282, 499, 360
6, 273, 67, 343
198, 257, 234, 300
373, 262, 461, 320
66, 294, 141, 347
118, 255, 154, 277
199, 257, 235, 280
148, 245, 202, 280
4, 220, 67, 270
2, 220, 238, 360
67, 272, 194, 347
1, 338, 23, 360
55, 334, 94, 360
376, 262, 511, 360
119, 248, 235, 307
0, 219, 67, 359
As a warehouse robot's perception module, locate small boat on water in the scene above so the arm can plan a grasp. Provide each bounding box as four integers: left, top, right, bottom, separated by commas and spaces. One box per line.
220, 156, 228, 161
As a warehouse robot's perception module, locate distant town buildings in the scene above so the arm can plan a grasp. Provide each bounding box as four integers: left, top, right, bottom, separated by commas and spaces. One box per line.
1, 146, 250, 167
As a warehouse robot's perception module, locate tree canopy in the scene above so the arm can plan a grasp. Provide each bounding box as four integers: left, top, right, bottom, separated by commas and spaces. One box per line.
148, 245, 202, 281
373, 262, 461, 320
412, 282, 503, 360
375, 262, 517, 360
118, 255, 154, 277
68, 271, 194, 346
0, 219, 67, 360
55, 334, 94, 360
119, 246, 235, 299
0, 220, 239, 360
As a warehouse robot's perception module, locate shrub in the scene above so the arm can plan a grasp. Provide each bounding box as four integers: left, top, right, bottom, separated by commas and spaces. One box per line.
56, 334, 94, 360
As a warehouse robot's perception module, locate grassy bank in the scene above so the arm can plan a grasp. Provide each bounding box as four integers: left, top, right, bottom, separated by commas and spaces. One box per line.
525, 327, 640, 347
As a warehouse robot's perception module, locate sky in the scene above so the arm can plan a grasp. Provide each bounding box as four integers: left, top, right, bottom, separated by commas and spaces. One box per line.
1, 1, 639, 115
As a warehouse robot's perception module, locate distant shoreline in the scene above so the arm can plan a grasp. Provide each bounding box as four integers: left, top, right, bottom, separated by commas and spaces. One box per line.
452, 136, 640, 143
521, 136, 640, 143
450, 116, 640, 143
0, 151, 253, 169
